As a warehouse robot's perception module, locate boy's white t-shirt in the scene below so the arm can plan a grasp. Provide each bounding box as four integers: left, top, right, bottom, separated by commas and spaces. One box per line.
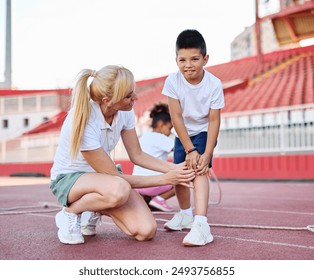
50, 100, 135, 180
162, 70, 224, 137
132, 132, 174, 176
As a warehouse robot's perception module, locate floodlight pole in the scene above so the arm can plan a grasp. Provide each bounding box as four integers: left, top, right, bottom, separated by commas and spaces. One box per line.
3, 0, 12, 89
255, 0, 263, 64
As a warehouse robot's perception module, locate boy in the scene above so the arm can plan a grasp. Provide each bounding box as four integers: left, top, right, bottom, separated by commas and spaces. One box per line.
162, 29, 224, 246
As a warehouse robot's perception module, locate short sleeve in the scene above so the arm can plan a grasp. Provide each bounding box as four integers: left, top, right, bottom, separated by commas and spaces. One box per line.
123, 109, 136, 130
80, 122, 101, 151
162, 74, 179, 100
211, 82, 225, 109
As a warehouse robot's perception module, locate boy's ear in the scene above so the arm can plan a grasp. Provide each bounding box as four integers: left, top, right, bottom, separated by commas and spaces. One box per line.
203, 54, 209, 65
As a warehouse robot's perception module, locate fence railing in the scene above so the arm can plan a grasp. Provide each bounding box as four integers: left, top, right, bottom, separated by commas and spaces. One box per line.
0, 131, 129, 163
216, 103, 314, 155
0, 133, 60, 163
0, 104, 313, 163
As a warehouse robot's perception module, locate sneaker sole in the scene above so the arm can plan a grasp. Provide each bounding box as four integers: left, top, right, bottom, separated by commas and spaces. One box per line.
164, 224, 193, 231
81, 227, 96, 236
57, 230, 84, 244
183, 236, 214, 247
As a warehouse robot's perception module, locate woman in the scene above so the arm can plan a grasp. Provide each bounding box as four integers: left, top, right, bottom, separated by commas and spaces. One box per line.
50, 65, 195, 244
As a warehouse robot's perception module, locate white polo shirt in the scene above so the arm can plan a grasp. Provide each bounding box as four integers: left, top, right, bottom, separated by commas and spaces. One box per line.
162, 70, 224, 137
50, 100, 135, 180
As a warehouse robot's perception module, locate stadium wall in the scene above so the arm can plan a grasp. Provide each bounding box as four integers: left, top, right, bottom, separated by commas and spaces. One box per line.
213, 154, 314, 180
0, 154, 313, 180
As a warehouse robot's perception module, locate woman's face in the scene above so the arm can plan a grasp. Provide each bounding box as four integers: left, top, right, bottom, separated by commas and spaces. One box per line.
112, 90, 137, 111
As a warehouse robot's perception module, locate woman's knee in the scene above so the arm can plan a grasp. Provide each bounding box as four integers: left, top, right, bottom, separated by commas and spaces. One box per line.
106, 177, 131, 208
134, 219, 157, 241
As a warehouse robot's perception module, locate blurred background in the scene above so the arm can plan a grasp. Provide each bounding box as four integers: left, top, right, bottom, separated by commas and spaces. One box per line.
0, 0, 313, 180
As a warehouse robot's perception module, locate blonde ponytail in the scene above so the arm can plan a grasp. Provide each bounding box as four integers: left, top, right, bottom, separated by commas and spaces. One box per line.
70, 69, 93, 160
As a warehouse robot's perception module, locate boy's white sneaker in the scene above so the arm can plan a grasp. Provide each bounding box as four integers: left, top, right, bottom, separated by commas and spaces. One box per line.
55, 208, 84, 244
164, 212, 193, 231
183, 221, 214, 246
81, 211, 101, 236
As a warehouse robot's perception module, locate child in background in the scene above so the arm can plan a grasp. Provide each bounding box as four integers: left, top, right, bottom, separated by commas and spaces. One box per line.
162, 29, 224, 246
133, 103, 175, 212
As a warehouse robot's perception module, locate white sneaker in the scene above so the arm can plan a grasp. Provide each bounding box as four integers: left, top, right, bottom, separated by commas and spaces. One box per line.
164, 212, 193, 231
55, 208, 84, 244
81, 211, 101, 236
183, 221, 214, 246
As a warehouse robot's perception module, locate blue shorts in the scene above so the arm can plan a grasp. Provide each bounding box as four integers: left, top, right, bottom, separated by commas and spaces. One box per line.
173, 131, 215, 168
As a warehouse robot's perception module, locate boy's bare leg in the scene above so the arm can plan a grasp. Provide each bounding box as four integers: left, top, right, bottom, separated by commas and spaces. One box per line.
193, 175, 209, 216
159, 188, 176, 200
175, 184, 191, 209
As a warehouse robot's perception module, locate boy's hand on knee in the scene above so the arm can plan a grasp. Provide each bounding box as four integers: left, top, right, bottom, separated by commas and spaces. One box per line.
197, 154, 211, 175
185, 151, 199, 171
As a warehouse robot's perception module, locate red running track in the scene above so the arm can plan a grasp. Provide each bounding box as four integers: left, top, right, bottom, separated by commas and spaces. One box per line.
0, 179, 313, 260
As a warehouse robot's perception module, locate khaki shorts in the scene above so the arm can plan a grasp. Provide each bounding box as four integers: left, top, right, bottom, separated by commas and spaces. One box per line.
50, 172, 85, 207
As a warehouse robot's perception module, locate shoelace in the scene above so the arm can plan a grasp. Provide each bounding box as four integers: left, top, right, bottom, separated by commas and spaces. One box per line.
88, 212, 101, 225
191, 222, 209, 240
68, 213, 81, 233
172, 213, 184, 224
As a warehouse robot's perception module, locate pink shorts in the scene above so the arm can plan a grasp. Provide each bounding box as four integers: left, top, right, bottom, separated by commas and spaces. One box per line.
136, 185, 173, 196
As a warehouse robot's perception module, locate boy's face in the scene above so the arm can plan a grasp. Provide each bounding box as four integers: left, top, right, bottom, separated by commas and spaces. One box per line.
176, 48, 208, 85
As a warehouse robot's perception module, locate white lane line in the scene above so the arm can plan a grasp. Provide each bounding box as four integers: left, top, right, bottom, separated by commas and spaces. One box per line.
216, 207, 314, 216
215, 235, 314, 250
221, 195, 314, 202
157, 228, 314, 250
25, 214, 314, 251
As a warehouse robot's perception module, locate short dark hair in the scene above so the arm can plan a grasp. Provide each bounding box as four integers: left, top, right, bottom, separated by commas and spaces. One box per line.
176, 29, 207, 56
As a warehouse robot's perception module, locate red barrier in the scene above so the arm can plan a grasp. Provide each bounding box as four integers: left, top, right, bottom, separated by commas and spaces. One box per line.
0, 154, 313, 180
213, 154, 314, 180
0, 162, 53, 177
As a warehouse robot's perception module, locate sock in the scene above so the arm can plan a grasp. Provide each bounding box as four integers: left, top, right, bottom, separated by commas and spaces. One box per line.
194, 215, 208, 224
180, 207, 193, 216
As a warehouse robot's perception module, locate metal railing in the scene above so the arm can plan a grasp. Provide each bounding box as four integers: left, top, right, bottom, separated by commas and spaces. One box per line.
0, 104, 313, 163
216, 103, 314, 155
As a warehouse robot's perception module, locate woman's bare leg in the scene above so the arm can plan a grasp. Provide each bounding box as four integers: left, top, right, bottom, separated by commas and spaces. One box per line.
63, 173, 156, 241
103, 190, 157, 241
66, 172, 131, 214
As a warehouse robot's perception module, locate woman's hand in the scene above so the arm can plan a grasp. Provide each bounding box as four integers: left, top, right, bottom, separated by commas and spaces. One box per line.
163, 167, 196, 188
